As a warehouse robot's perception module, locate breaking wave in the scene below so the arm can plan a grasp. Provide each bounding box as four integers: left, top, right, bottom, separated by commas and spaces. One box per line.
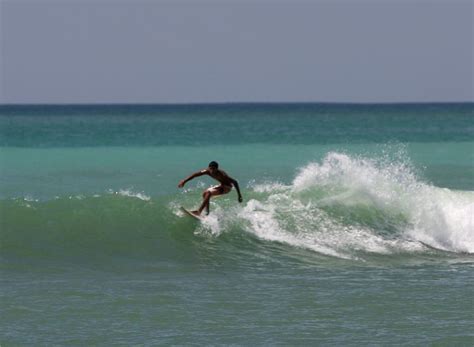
1, 153, 472, 263
193, 152, 474, 259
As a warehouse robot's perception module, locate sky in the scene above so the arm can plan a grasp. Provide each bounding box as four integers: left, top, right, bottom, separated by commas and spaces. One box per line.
0, 0, 472, 104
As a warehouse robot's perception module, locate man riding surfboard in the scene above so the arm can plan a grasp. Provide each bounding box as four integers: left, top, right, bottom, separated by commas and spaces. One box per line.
178, 161, 243, 216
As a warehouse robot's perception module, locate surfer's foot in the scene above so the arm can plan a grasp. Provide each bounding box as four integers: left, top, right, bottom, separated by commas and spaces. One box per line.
191, 210, 200, 216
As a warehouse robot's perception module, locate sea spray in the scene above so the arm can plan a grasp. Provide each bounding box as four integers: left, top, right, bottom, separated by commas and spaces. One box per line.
230, 152, 473, 257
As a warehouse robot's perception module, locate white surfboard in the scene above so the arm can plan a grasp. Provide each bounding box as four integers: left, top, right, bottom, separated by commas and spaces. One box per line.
180, 206, 204, 221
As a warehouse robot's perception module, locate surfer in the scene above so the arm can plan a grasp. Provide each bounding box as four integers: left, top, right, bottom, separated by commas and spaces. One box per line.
178, 161, 243, 216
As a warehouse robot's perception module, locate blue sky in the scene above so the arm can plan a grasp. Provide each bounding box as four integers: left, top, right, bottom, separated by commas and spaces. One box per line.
1, 0, 472, 104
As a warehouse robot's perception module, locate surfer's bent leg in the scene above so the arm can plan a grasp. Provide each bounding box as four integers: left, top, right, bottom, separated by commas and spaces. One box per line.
203, 190, 213, 215
196, 185, 231, 215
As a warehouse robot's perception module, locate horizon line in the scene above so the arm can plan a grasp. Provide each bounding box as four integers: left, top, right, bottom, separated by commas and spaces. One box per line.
1, 101, 473, 107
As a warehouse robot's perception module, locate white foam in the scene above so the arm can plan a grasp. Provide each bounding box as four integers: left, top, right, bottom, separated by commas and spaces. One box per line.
407, 187, 474, 253
23, 195, 39, 202
116, 189, 151, 201
197, 212, 222, 236
241, 152, 474, 257
252, 182, 288, 193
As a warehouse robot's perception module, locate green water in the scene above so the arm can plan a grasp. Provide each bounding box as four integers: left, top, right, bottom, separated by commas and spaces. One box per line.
0, 103, 473, 345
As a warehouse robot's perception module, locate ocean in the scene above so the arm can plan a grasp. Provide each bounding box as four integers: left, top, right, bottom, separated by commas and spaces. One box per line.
0, 103, 473, 345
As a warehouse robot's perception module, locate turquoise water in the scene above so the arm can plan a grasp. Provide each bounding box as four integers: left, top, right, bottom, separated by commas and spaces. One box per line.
1, 104, 473, 345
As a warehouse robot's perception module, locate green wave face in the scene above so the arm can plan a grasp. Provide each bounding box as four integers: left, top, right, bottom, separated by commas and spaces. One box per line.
2, 153, 472, 264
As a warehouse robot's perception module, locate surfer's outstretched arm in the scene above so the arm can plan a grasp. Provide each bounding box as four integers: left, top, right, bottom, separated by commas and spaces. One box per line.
178, 170, 207, 188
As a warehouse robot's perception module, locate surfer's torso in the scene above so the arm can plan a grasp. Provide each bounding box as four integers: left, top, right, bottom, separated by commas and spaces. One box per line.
202, 169, 234, 188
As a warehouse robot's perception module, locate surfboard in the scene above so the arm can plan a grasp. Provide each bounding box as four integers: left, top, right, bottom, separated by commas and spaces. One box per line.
180, 206, 204, 221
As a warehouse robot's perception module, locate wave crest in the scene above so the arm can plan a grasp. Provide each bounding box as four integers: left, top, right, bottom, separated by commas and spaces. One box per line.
236, 152, 473, 257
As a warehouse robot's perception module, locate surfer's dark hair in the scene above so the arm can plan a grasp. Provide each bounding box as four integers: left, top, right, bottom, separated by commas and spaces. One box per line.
208, 161, 219, 168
